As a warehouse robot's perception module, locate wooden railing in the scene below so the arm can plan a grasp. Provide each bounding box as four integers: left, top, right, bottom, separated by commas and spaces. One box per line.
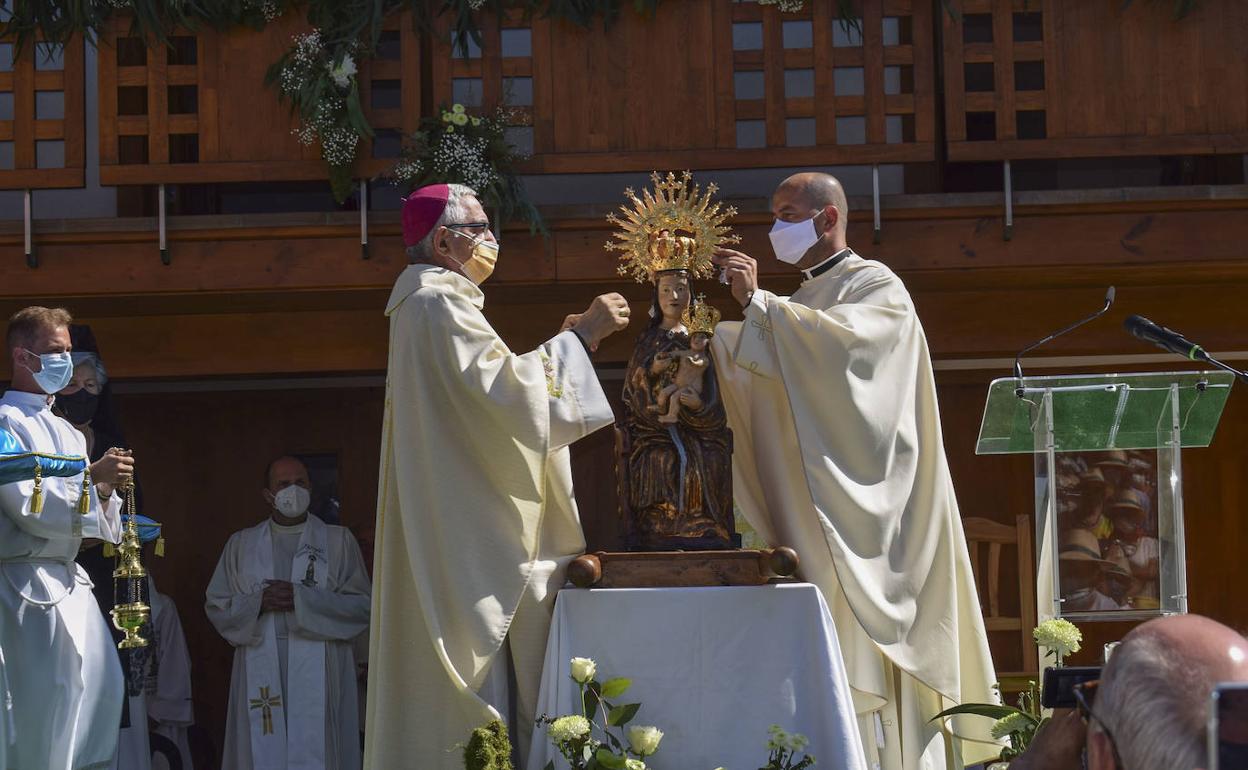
0, 34, 84, 189
3, 0, 1246, 192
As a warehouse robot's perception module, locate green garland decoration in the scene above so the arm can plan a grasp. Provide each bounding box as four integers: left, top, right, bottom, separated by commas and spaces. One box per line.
390, 102, 544, 232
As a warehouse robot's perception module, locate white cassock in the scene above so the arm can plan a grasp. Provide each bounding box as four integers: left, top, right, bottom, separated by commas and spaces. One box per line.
206, 515, 372, 770
364, 265, 613, 770
147, 576, 195, 770
711, 253, 1000, 770
0, 389, 124, 770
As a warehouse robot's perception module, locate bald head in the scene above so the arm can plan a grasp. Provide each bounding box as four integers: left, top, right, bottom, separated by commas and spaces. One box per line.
1090, 614, 1248, 770
776, 172, 847, 214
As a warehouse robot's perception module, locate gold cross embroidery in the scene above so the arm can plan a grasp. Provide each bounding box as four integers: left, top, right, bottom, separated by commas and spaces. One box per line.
249, 686, 283, 735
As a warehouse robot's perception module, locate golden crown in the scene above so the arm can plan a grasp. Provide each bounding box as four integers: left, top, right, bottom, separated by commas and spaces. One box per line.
682, 294, 722, 336
606, 171, 740, 283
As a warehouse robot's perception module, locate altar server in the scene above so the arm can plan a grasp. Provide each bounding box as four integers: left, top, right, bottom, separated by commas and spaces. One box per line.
364, 184, 627, 769
712, 173, 1000, 770
0, 306, 129, 770
206, 455, 371, 770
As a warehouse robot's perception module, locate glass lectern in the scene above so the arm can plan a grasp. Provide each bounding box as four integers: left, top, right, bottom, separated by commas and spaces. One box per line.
977, 372, 1233, 622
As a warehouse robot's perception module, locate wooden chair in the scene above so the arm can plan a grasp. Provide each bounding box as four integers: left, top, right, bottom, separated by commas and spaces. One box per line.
964, 515, 1039, 691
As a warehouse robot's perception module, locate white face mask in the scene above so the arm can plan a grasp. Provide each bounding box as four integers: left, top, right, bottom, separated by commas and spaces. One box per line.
768, 214, 822, 265
273, 485, 311, 519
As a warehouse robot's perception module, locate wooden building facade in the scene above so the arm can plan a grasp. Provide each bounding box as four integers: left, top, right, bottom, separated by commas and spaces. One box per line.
1, 0, 1247, 761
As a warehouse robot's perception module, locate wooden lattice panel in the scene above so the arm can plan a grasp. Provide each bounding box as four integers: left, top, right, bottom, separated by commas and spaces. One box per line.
0, 34, 85, 189
943, 0, 1248, 161
717, 0, 935, 164
358, 12, 423, 176
98, 16, 329, 185
428, 10, 537, 158
942, 0, 1050, 160
425, 0, 936, 173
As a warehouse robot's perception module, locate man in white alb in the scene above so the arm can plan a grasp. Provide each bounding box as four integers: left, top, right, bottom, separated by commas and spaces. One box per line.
207, 455, 372, 770
0, 305, 133, 770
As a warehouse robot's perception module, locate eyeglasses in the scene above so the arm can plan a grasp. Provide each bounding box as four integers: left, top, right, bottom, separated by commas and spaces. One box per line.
1074, 680, 1126, 770
444, 221, 491, 233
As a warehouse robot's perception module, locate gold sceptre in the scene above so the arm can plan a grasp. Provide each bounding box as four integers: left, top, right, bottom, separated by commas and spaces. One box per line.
110, 477, 150, 649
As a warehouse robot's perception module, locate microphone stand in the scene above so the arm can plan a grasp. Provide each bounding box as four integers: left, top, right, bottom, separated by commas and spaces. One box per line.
1014, 287, 1116, 398
1198, 354, 1248, 385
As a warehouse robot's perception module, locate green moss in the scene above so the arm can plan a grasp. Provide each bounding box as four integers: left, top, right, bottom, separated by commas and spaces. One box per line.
463, 719, 515, 770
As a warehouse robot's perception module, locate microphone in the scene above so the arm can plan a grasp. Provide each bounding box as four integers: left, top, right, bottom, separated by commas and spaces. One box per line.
1124, 315, 1209, 361
1013, 286, 1115, 397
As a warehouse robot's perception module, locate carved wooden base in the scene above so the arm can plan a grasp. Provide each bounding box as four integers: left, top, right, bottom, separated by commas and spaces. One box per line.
567, 547, 800, 589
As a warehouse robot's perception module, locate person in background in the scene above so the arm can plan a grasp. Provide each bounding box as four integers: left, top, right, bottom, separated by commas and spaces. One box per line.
207, 455, 371, 770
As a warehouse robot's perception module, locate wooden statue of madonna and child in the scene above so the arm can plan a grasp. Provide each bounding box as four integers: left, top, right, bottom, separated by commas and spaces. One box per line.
568, 172, 798, 588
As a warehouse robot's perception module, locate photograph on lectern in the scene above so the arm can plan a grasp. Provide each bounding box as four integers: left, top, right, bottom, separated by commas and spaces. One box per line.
1054, 450, 1161, 613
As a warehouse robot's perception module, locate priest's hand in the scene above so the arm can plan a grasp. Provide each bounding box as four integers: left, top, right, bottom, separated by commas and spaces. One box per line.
260, 579, 296, 613
712, 248, 759, 308
571, 293, 631, 350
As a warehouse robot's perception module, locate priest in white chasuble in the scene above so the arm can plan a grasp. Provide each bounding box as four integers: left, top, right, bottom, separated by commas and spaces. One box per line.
364, 184, 629, 770
206, 455, 372, 770
712, 173, 1000, 770
0, 306, 129, 770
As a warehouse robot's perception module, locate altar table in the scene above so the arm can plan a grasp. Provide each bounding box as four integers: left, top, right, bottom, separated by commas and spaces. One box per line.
526, 583, 866, 770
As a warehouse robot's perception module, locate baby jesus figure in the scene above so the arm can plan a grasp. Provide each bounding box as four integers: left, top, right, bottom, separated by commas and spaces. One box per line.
649, 331, 711, 424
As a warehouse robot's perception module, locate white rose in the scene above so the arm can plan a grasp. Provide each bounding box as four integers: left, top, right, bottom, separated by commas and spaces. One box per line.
569, 657, 597, 684
627, 725, 664, 757
328, 54, 357, 88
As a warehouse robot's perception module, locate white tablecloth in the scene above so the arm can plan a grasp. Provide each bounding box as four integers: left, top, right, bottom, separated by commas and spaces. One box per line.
526, 583, 866, 770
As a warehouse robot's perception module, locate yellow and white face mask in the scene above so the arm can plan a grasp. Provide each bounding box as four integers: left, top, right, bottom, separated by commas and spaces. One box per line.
445, 228, 499, 285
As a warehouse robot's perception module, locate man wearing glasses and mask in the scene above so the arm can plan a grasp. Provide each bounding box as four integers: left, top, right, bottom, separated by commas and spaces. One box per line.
364, 184, 630, 768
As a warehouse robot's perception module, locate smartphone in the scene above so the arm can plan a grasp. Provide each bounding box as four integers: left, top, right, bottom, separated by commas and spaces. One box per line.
1207, 682, 1248, 770
1041, 665, 1102, 709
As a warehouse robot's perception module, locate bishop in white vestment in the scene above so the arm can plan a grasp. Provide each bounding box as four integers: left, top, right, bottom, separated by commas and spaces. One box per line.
0, 307, 128, 770
364, 184, 628, 769
713, 173, 1000, 770
206, 456, 372, 770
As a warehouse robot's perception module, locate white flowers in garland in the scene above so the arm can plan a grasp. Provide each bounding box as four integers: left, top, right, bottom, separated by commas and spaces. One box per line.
389, 102, 542, 231
273, 27, 369, 200
328, 54, 357, 88
756, 0, 806, 10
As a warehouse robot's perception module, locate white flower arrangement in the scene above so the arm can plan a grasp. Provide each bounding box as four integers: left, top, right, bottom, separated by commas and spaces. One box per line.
270, 28, 369, 200
763, 725, 815, 770
536, 657, 666, 770
389, 102, 543, 232
756, 0, 806, 10
1033, 618, 1083, 666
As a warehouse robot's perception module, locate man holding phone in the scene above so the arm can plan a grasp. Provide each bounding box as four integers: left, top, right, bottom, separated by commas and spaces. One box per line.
1011, 614, 1248, 770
